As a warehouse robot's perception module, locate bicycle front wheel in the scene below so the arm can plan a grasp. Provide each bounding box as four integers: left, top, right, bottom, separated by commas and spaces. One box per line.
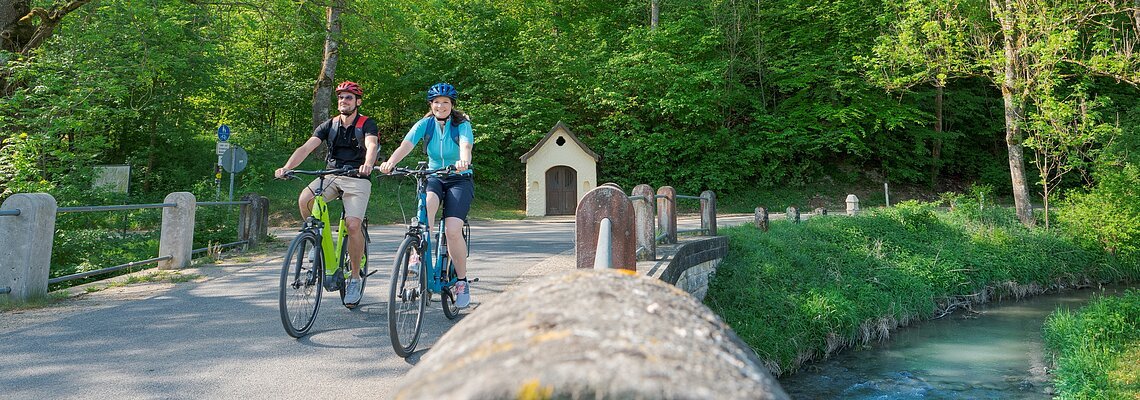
280, 232, 323, 338
388, 235, 426, 357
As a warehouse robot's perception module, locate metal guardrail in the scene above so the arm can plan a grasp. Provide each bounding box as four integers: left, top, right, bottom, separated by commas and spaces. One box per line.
57, 203, 176, 213
674, 193, 709, 235
198, 201, 251, 207
192, 240, 249, 256
0, 209, 20, 216
55, 200, 250, 213
47, 200, 254, 285
49, 255, 174, 285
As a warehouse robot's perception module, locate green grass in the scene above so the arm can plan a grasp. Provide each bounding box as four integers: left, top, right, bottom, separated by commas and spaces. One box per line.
1043, 289, 1140, 399
703, 201, 1137, 376
0, 291, 71, 312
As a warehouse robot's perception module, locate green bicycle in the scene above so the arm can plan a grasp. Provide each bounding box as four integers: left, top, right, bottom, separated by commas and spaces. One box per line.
278, 167, 374, 338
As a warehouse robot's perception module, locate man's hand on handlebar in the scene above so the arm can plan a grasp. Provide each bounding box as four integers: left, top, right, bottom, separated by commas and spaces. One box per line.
357, 164, 373, 177
274, 167, 292, 179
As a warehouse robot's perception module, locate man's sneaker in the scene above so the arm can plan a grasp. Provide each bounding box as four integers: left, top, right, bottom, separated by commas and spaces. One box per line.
454, 280, 471, 308
343, 278, 363, 305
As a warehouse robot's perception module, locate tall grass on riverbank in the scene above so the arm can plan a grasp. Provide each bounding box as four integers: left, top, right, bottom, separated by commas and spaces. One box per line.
705, 201, 1138, 376
1043, 289, 1140, 399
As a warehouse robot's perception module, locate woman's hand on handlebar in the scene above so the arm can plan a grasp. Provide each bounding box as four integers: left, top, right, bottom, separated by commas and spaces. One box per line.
454, 159, 470, 172
377, 161, 396, 174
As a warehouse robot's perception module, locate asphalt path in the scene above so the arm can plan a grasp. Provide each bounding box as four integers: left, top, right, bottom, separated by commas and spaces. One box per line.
0, 218, 579, 399
0, 214, 760, 399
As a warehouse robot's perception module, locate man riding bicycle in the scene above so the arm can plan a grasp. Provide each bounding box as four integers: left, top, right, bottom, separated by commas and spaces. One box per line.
379, 82, 475, 308
275, 81, 379, 306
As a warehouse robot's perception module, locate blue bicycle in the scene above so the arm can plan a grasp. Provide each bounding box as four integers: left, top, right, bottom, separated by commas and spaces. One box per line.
381, 162, 471, 357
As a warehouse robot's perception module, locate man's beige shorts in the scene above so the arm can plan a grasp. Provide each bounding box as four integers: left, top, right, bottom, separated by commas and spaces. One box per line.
306, 176, 371, 220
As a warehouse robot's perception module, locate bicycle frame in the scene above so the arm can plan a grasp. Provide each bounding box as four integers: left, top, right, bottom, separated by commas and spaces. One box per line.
407, 168, 455, 296
308, 187, 348, 277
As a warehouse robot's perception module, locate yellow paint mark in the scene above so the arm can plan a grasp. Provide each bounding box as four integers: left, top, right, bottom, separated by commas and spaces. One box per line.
516, 379, 554, 400
530, 329, 572, 344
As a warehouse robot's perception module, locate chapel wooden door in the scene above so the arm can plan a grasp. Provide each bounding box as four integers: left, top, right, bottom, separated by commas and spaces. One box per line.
545, 166, 577, 215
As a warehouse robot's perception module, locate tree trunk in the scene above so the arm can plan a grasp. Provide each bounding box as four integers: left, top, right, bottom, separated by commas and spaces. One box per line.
1, 0, 94, 95
931, 84, 943, 188
312, 0, 344, 129
144, 118, 157, 193
994, 0, 1034, 226
651, 0, 659, 30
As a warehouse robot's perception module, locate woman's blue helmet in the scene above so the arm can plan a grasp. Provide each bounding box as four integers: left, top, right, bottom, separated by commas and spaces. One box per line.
426, 83, 457, 102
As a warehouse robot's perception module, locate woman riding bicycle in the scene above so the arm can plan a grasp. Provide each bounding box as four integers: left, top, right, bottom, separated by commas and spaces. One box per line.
379, 82, 475, 308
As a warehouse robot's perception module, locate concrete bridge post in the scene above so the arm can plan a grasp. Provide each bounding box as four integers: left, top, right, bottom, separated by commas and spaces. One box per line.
394, 270, 790, 399
786, 206, 800, 223
0, 193, 57, 303
158, 192, 196, 269
656, 186, 677, 244
631, 184, 656, 261
755, 206, 769, 232
700, 190, 717, 236
575, 185, 636, 271
846, 194, 860, 216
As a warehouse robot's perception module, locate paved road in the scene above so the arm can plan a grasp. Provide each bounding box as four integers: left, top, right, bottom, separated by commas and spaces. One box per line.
1, 214, 757, 399
1, 218, 581, 399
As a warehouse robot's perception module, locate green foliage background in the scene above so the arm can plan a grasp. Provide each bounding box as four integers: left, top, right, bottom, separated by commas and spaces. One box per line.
6, 0, 1093, 204
2, 0, 1139, 290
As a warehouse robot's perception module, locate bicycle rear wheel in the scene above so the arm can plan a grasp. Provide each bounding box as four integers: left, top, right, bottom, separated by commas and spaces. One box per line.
441, 223, 469, 320
388, 235, 427, 357
441, 254, 460, 320
280, 232, 323, 338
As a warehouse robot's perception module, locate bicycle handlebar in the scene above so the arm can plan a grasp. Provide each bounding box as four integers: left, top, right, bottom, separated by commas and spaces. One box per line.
376, 164, 469, 178
282, 166, 359, 179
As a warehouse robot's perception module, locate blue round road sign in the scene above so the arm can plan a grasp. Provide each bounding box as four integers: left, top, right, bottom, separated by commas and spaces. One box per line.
217, 124, 231, 141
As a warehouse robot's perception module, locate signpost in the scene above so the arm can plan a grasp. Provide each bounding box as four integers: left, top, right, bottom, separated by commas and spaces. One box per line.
216, 125, 231, 199
220, 146, 248, 201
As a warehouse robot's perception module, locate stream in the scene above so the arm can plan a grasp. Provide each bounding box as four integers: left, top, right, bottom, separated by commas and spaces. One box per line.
778, 285, 1135, 399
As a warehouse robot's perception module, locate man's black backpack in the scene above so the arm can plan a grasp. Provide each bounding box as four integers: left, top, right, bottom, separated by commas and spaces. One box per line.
324, 115, 378, 166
